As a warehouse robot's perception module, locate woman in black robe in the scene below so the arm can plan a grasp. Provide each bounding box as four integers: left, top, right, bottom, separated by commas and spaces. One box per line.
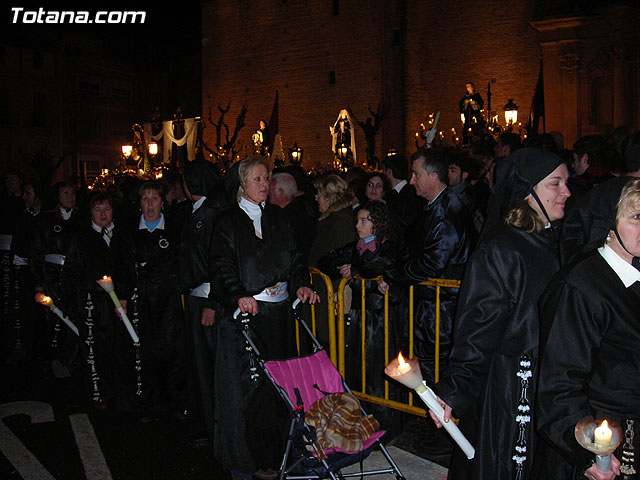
210, 156, 319, 480
65, 193, 121, 409
112, 181, 186, 418
431, 148, 571, 480
532, 177, 640, 480
31, 182, 83, 368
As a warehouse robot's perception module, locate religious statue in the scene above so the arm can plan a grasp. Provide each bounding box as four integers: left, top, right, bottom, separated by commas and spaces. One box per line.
252, 119, 270, 156
458, 82, 484, 144
329, 109, 356, 167
349, 101, 388, 169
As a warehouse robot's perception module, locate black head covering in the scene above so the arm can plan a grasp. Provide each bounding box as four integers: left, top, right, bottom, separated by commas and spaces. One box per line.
558, 175, 636, 266
481, 147, 564, 240
183, 160, 220, 197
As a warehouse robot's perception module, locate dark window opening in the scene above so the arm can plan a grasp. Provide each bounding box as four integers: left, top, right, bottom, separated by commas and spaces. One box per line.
329, 71, 336, 84
332, 0, 339, 16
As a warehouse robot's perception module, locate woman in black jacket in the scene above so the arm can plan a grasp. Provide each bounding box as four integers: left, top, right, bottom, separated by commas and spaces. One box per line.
210, 156, 318, 480
112, 181, 186, 419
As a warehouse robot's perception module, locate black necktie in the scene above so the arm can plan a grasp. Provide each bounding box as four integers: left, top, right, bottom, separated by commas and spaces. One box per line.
101, 227, 111, 244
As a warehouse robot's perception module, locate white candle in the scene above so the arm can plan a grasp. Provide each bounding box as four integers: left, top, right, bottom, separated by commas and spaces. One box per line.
594, 420, 612, 447
96, 276, 140, 344
385, 354, 475, 459
35, 293, 79, 336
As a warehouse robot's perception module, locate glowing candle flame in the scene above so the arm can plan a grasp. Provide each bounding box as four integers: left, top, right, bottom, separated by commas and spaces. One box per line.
594, 420, 612, 447
397, 352, 411, 374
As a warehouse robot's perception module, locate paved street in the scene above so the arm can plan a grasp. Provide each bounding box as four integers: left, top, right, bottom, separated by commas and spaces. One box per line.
1, 357, 449, 479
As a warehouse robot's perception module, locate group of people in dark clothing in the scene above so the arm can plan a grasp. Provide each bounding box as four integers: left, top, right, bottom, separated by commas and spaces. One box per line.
1, 125, 639, 480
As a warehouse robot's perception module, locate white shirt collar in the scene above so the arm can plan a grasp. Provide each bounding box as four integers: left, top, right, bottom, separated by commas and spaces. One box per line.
92, 222, 114, 235
139, 213, 165, 232
599, 244, 640, 288
58, 206, 73, 220
428, 186, 447, 206
192, 196, 206, 213
393, 180, 407, 193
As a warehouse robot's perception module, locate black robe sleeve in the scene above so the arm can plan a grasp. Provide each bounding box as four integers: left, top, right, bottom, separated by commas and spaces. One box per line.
536, 280, 613, 472
434, 240, 516, 417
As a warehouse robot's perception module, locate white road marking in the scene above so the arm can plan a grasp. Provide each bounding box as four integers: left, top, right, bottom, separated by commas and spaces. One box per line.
0, 401, 56, 479
69, 413, 114, 479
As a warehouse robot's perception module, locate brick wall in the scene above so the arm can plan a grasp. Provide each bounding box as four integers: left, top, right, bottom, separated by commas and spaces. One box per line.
201, 0, 543, 169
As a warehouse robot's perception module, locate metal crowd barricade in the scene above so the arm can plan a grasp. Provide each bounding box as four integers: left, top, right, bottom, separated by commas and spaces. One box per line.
300, 267, 337, 366
335, 275, 461, 417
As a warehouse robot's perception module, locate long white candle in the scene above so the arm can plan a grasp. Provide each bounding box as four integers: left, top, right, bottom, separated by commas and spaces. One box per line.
35, 294, 79, 336
385, 354, 475, 459
96, 276, 140, 344
415, 381, 475, 459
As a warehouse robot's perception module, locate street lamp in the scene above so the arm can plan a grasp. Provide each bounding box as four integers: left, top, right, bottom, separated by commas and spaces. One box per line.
504, 99, 519, 126
148, 142, 158, 156
121, 145, 133, 159
288, 142, 303, 165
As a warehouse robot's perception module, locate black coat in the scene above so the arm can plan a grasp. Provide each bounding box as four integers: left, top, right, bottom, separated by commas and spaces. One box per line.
386, 183, 423, 240
31, 207, 84, 301
308, 203, 357, 268
400, 188, 476, 382
179, 195, 224, 310
210, 202, 311, 473
112, 215, 186, 409
533, 250, 640, 479
434, 225, 560, 480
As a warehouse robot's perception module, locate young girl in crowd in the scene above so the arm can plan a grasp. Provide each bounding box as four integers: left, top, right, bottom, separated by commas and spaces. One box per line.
318, 200, 405, 428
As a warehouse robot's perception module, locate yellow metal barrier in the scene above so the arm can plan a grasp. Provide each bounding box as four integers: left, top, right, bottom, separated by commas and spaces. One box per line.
300, 267, 337, 367
336, 275, 461, 417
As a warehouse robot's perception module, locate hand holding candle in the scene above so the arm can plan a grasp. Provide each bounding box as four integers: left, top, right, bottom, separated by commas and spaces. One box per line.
575, 417, 622, 474
96, 276, 139, 344
35, 292, 79, 336
385, 353, 475, 459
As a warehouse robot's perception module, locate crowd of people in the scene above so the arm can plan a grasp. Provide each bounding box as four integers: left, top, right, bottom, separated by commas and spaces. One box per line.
0, 126, 639, 480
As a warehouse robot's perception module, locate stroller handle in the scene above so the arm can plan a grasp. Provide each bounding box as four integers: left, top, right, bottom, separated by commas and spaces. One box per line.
234, 297, 302, 320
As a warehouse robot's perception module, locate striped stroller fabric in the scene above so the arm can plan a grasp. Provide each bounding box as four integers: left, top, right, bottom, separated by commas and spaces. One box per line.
264, 350, 344, 412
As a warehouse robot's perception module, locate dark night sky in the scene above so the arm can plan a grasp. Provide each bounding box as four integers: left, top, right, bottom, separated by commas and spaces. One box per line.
2, 1, 202, 61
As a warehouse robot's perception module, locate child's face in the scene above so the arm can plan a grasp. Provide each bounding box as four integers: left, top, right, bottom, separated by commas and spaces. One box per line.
356, 209, 375, 239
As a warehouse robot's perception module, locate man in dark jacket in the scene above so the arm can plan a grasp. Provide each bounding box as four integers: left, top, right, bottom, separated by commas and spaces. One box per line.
179, 159, 223, 446
383, 152, 423, 242
401, 148, 475, 384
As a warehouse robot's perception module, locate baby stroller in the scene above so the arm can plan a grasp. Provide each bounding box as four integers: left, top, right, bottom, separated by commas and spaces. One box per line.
234, 299, 405, 480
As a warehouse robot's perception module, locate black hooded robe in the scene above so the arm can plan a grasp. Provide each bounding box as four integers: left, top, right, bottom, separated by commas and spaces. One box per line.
435, 225, 560, 480
533, 251, 640, 479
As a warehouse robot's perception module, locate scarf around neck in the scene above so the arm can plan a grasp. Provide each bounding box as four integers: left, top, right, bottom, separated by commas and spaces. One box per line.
239, 196, 264, 237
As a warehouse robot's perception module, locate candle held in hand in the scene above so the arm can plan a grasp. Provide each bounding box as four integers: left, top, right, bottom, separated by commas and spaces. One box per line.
594, 420, 612, 447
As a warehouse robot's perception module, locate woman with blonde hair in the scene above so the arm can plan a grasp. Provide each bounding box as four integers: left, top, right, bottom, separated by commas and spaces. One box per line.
430, 148, 571, 479
533, 176, 640, 480
308, 174, 357, 267
210, 156, 318, 480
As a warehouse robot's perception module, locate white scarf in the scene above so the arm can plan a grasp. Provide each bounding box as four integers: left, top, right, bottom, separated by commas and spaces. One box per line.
239, 197, 264, 237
